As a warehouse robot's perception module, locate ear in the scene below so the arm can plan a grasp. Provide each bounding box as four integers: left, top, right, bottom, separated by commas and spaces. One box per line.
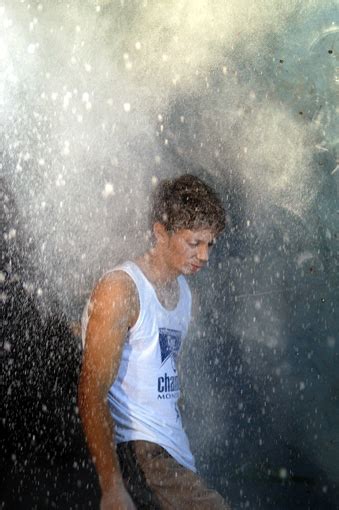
153, 222, 170, 245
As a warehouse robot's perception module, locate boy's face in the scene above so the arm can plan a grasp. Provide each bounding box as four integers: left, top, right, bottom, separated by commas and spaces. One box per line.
156, 224, 217, 276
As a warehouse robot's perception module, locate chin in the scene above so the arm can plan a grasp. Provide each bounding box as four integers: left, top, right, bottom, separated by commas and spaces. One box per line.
182, 265, 199, 275
178, 265, 192, 275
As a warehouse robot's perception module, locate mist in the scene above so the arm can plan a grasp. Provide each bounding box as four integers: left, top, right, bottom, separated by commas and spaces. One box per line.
2, 0, 338, 508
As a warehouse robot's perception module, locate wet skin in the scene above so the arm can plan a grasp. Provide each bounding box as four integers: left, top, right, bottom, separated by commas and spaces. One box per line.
138, 224, 217, 284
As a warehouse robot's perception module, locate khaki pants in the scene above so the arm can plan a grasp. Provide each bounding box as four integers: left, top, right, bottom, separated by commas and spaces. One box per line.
117, 441, 231, 510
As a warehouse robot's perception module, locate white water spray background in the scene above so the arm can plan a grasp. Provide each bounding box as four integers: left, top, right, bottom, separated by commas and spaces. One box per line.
2, 0, 338, 499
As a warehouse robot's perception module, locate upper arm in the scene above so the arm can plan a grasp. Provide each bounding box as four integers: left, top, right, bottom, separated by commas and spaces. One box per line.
79, 271, 139, 397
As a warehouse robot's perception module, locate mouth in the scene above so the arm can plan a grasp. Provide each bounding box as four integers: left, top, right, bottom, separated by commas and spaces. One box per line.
191, 263, 203, 271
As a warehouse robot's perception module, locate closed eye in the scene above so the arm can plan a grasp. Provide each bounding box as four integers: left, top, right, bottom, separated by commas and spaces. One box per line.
188, 241, 215, 248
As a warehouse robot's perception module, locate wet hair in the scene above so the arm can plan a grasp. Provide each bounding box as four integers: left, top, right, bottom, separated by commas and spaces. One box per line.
149, 174, 226, 235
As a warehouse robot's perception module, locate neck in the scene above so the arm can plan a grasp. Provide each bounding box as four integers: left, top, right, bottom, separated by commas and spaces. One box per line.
137, 247, 179, 286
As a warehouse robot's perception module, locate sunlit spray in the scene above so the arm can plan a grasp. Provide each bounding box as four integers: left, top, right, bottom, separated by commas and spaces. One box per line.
2, 0, 338, 504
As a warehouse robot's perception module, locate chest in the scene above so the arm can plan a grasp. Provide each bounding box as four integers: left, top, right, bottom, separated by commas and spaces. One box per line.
153, 280, 180, 311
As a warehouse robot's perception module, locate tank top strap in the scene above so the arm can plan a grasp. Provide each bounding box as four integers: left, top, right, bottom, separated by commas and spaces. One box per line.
178, 275, 192, 314
113, 262, 192, 317
112, 261, 150, 296
110, 261, 155, 334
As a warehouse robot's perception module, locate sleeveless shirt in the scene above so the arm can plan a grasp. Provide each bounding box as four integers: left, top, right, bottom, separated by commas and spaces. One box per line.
82, 261, 196, 472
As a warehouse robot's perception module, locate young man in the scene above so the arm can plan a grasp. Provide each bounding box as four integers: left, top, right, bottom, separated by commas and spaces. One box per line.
78, 174, 230, 509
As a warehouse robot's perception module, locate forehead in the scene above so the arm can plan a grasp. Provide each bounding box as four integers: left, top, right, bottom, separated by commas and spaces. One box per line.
176, 228, 216, 242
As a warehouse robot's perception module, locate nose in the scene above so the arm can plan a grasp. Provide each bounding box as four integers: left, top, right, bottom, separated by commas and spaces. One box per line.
197, 243, 209, 263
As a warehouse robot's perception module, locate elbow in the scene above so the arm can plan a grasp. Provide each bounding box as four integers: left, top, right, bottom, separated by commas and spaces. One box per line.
77, 368, 110, 416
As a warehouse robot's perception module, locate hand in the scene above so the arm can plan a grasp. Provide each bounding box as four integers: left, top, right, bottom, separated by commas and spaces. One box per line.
100, 482, 137, 510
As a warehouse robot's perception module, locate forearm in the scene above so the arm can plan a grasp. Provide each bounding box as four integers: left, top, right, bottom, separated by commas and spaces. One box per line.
78, 384, 123, 493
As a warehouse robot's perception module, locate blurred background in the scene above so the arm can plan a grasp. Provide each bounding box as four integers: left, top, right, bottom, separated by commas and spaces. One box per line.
1, 0, 338, 508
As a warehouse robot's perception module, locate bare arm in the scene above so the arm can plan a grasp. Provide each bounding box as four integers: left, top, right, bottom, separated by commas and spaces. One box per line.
78, 272, 139, 508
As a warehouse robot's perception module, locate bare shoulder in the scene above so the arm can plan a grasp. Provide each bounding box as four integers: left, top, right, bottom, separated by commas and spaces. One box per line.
80, 271, 139, 393
91, 270, 138, 302
88, 270, 139, 328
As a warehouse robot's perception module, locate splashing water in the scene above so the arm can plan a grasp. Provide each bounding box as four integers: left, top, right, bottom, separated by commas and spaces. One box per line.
2, 1, 339, 508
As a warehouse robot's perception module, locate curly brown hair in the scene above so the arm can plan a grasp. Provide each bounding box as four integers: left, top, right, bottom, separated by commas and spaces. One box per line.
149, 174, 226, 235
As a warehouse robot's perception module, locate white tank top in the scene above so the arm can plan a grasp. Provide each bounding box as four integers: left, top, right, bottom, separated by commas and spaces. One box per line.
82, 261, 196, 472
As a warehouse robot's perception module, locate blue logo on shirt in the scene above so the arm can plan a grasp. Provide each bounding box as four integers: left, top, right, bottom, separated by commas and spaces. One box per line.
159, 328, 181, 372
